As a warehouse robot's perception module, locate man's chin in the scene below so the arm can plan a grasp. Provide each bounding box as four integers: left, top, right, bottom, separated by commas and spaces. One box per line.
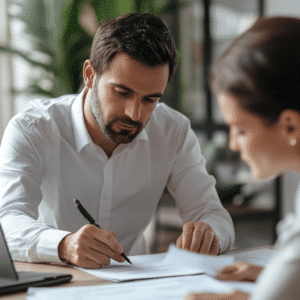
109, 133, 138, 144
104, 124, 142, 144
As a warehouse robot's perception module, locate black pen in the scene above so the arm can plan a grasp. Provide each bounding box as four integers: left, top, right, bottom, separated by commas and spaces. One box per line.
74, 199, 132, 265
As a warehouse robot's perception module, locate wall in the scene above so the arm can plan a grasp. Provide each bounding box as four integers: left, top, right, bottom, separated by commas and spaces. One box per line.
266, 0, 300, 217
267, 0, 300, 16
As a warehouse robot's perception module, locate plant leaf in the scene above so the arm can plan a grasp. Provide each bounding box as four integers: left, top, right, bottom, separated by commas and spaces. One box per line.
0, 45, 54, 72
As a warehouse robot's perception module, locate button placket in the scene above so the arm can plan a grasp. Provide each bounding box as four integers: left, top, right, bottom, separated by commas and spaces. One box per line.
98, 159, 113, 229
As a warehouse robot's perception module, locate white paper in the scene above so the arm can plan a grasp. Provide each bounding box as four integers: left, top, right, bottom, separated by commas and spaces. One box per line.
27, 247, 267, 300
230, 248, 275, 266
27, 275, 236, 300
75, 245, 234, 282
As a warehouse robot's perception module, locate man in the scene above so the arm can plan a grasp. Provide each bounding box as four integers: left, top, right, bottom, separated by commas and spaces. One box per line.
0, 13, 234, 268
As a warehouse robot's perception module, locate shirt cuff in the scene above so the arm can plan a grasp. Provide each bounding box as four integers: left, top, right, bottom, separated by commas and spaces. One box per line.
36, 229, 71, 263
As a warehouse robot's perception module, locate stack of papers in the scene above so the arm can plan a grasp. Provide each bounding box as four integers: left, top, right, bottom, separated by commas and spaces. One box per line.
75, 245, 234, 282
27, 275, 246, 300
27, 246, 276, 300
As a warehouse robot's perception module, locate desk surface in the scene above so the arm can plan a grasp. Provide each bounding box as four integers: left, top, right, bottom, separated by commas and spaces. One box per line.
2, 261, 110, 300
3, 246, 273, 300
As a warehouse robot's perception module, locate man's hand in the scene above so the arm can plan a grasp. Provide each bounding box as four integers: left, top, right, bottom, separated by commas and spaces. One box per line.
216, 262, 263, 282
58, 224, 125, 268
184, 290, 249, 300
176, 221, 220, 255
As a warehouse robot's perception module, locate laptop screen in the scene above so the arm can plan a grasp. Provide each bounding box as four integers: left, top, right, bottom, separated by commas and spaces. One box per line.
0, 223, 73, 295
0, 224, 19, 281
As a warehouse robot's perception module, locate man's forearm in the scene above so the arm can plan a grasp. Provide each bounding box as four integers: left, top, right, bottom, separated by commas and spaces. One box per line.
0, 213, 70, 263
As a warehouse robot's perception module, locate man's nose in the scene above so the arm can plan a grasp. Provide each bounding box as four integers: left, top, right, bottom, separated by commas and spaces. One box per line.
125, 100, 141, 121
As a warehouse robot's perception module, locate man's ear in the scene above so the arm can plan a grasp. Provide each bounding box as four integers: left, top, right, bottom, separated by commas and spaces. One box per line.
278, 109, 300, 144
83, 59, 96, 89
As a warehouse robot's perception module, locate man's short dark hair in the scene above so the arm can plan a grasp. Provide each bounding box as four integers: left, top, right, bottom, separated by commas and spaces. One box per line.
90, 12, 177, 82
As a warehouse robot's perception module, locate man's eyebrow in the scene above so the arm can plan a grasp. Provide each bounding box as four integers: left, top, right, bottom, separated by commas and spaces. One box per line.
112, 83, 133, 92
111, 83, 163, 98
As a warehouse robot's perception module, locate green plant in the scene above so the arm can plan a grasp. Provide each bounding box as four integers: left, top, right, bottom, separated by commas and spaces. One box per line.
1, 0, 179, 99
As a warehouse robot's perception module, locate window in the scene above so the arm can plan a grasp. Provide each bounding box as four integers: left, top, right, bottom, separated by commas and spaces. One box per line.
0, 0, 13, 140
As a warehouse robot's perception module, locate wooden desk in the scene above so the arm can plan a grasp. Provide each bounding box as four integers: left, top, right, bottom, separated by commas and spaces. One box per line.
3, 246, 273, 299
2, 262, 112, 300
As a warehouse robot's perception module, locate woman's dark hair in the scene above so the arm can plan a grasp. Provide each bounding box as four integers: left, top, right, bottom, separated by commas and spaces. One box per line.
211, 16, 300, 124
90, 12, 177, 82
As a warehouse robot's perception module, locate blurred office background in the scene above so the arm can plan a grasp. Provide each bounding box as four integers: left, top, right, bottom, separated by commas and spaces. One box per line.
1, 0, 300, 252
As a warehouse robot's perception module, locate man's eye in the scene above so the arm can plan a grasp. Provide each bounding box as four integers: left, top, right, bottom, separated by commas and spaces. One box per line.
144, 98, 154, 103
144, 97, 158, 103
116, 90, 129, 96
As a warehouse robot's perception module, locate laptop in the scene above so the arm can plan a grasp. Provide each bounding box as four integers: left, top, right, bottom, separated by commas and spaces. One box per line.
0, 223, 72, 295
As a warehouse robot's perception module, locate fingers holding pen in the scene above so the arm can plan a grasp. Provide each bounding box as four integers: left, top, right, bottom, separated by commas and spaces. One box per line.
58, 224, 125, 268
91, 238, 125, 264
95, 227, 124, 256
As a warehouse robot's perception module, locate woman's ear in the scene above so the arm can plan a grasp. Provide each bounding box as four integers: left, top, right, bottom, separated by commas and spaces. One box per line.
83, 59, 96, 89
278, 110, 300, 146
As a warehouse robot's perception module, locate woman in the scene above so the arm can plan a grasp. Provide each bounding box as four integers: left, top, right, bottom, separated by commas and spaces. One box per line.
185, 16, 300, 300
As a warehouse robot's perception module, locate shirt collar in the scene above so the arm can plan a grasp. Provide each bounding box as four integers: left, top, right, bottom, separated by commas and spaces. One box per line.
71, 88, 148, 153
71, 88, 93, 153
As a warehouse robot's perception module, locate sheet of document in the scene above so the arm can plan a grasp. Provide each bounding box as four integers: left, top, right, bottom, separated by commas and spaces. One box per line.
27, 247, 265, 300
28, 275, 245, 300
230, 248, 276, 266
75, 245, 234, 282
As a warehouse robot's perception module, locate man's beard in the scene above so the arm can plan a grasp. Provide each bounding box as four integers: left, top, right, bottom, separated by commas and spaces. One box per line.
90, 79, 143, 144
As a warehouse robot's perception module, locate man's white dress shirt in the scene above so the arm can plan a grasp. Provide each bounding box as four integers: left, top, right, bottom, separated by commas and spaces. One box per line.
0, 89, 234, 263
